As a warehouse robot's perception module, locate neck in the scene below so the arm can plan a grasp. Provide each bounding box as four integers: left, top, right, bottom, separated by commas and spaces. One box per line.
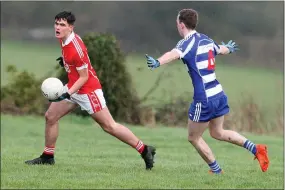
182, 29, 193, 38
62, 31, 73, 44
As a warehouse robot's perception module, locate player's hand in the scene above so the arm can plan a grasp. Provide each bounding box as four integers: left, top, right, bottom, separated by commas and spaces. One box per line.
145, 54, 160, 70
221, 40, 239, 53
56, 56, 64, 67
49, 92, 71, 102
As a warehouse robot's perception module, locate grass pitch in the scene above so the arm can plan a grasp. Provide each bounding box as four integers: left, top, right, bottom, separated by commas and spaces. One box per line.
1, 40, 283, 120
1, 115, 283, 189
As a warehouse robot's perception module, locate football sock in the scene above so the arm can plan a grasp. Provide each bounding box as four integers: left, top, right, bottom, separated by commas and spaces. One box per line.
135, 140, 145, 154
42, 146, 55, 157
209, 160, 222, 173
243, 140, 257, 155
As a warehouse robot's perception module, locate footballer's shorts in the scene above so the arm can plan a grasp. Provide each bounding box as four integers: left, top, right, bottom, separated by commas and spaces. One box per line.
63, 85, 107, 114
188, 95, 230, 122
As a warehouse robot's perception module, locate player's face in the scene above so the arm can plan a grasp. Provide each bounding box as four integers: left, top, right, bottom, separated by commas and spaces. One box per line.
54, 19, 73, 39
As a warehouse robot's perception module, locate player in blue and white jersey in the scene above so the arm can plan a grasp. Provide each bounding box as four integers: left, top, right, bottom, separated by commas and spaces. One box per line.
145, 9, 269, 174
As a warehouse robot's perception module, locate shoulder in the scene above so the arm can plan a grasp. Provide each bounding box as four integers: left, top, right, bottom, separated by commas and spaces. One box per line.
176, 36, 196, 49
198, 33, 215, 43
69, 34, 86, 49
74, 34, 86, 46
75, 34, 83, 42
70, 34, 87, 57
175, 39, 185, 48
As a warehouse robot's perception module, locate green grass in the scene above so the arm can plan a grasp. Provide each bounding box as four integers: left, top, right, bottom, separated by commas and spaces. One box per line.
1, 114, 283, 189
1, 40, 61, 80
1, 40, 283, 101
1, 40, 283, 106
127, 55, 283, 123
1, 40, 283, 124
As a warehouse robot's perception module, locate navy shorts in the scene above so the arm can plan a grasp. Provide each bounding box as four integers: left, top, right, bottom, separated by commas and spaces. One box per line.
188, 95, 230, 122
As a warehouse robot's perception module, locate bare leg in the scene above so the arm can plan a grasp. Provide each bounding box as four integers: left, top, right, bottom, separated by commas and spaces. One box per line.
188, 119, 223, 173
25, 100, 77, 165
90, 107, 140, 148
90, 107, 156, 170
44, 101, 77, 147
208, 115, 270, 172
188, 119, 216, 164
209, 116, 247, 146
191, 138, 216, 164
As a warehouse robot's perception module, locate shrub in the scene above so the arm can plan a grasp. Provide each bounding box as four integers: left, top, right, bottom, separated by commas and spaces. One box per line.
1, 65, 47, 115
55, 32, 141, 124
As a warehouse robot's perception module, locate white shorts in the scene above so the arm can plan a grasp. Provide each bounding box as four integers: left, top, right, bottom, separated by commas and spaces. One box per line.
64, 85, 107, 114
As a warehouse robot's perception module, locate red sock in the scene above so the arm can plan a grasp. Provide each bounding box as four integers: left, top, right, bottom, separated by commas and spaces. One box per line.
136, 140, 145, 154
43, 146, 55, 155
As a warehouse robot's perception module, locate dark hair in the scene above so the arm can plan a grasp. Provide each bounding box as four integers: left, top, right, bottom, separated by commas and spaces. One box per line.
55, 11, 76, 25
178, 9, 198, 30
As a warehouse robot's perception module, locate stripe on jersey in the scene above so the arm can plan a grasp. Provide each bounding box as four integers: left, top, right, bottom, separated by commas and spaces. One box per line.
197, 39, 213, 46
76, 64, 88, 70
89, 70, 98, 80
196, 60, 209, 70
199, 69, 215, 76
196, 44, 214, 55
205, 84, 223, 97
204, 80, 219, 90
214, 43, 220, 54
196, 52, 211, 64
202, 73, 216, 83
181, 38, 196, 58
72, 38, 84, 58
176, 39, 186, 49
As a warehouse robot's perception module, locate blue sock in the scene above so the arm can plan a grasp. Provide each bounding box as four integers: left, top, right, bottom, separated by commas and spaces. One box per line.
208, 160, 222, 173
243, 140, 257, 155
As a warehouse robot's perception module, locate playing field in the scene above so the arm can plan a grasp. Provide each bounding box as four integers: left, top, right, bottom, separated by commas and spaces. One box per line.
1, 40, 283, 111
1, 114, 283, 189
1, 40, 284, 188
1, 40, 283, 131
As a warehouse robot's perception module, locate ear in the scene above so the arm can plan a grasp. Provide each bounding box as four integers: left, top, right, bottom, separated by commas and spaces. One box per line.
180, 22, 185, 29
181, 22, 186, 28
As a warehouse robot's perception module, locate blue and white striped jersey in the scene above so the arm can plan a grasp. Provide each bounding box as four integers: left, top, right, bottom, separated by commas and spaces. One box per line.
174, 30, 224, 102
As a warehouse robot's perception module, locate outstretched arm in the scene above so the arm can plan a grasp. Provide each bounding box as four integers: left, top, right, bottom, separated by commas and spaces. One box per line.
145, 49, 180, 69
157, 49, 180, 66
145, 38, 192, 69
218, 40, 239, 55
145, 49, 180, 70
218, 45, 231, 55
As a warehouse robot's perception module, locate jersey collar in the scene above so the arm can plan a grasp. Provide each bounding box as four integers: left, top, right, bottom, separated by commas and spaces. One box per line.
62, 32, 75, 47
184, 30, 197, 39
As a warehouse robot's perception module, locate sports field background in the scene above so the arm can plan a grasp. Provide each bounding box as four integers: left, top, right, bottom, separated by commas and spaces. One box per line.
1, 40, 283, 125
1, 115, 284, 189
1, 1, 284, 189
1, 39, 283, 189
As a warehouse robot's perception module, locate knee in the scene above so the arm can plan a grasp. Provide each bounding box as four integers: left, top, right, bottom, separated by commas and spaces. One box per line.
101, 121, 117, 134
188, 133, 199, 144
210, 129, 224, 140
45, 111, 58, 125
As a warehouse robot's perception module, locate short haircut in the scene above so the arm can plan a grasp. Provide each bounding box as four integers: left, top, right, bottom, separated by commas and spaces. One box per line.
55, 11, 76, 25
177, 9, 198, 30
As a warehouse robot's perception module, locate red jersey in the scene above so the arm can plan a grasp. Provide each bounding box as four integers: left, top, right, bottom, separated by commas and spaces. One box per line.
60, 32, 102, 94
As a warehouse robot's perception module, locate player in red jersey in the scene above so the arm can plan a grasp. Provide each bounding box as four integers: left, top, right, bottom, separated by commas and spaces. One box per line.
25, 11, 156, 170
